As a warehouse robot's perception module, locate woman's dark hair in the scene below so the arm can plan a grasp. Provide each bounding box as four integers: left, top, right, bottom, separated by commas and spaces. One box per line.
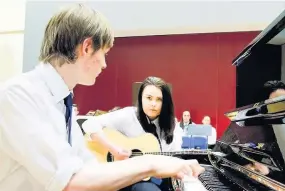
136, 76, 175, 144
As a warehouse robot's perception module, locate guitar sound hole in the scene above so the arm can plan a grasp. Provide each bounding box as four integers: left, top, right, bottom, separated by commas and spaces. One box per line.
106, 149, 143, 162
130, 149, 143, 158
107, 152, 114, 162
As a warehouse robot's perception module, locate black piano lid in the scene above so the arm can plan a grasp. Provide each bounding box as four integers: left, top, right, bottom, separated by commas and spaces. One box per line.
232, 9, 285, 66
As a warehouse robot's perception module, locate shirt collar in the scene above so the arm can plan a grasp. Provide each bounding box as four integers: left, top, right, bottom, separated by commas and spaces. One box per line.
153, 118, 159, 127
37, 62, 71, 103
146, 116, 159, 127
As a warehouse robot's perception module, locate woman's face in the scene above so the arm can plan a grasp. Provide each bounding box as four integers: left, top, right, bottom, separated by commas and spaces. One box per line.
182, 111, 190, 122
142, 85, 163, 120
202, 116, 211, 125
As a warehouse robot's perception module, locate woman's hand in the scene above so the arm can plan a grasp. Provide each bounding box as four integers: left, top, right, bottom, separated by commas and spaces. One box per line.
110, 146, 131, 160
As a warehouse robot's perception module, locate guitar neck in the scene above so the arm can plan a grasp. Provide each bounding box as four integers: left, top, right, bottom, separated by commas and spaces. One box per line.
145, 150, 210, 156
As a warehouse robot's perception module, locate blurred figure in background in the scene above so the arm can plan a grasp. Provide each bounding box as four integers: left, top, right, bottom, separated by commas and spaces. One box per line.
180, 111, 195, 135
202, 116, 216, 149
73, 104, 79, 115
175, 117, 178, 124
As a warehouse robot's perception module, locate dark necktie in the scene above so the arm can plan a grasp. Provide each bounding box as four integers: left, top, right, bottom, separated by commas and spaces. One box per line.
64, 93, 73, 146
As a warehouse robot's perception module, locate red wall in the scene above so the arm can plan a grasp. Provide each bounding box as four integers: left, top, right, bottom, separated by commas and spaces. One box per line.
74, 31, 259, 138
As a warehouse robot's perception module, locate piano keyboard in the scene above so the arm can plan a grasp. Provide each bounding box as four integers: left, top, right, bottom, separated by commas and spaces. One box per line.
198, 165, 242, 191
177, 164, 276, 191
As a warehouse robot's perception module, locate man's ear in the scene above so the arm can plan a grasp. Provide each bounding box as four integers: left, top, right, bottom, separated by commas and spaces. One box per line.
80, 37, 93, 55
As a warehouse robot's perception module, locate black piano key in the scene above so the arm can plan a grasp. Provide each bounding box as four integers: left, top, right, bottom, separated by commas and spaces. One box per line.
210, 188, 232, 191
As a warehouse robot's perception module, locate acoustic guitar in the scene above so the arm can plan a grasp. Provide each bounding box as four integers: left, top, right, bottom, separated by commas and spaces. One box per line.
85, 127, 209, 163
85, 128, 208, 191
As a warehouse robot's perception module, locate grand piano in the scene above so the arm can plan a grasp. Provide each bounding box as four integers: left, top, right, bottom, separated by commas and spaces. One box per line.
182, 9, 285, 191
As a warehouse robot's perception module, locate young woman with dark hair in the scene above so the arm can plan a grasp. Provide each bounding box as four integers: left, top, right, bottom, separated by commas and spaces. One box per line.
136, 76, 176, 145
85, 76, 187, 191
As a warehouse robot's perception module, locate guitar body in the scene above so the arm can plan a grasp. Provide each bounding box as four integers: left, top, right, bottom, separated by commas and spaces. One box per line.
86, 128, 161, 163
85, 128, 186, 191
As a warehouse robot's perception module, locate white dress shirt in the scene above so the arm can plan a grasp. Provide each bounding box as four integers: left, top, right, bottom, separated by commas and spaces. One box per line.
83, 106, 182, 151
0, 63, 94, 191
208, 126, 217, 145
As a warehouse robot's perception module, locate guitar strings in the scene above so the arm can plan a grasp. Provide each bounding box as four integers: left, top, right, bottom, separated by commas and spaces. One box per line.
129, 151, 208, 153
124, 153, 206, 156
111, 151, 209, 157
129, 152, 208, 154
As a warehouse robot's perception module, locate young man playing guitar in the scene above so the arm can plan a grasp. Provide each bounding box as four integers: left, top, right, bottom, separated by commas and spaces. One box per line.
84, 77, 203, 190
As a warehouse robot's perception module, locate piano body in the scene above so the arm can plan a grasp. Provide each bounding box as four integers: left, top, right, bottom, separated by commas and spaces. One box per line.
180, 9, 285, 191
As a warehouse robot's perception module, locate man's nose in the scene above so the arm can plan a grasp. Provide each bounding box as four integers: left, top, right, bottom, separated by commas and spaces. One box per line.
102, 60, 107, 70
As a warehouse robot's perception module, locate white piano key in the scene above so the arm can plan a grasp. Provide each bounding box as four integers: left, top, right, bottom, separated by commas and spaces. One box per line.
183, 176, 207, 191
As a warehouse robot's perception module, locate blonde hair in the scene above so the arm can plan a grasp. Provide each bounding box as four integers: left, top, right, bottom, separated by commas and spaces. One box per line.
39, 4, 114, 66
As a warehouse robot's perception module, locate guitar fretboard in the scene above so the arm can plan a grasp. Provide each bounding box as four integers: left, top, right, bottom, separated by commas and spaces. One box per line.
143, 150, 210, 156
